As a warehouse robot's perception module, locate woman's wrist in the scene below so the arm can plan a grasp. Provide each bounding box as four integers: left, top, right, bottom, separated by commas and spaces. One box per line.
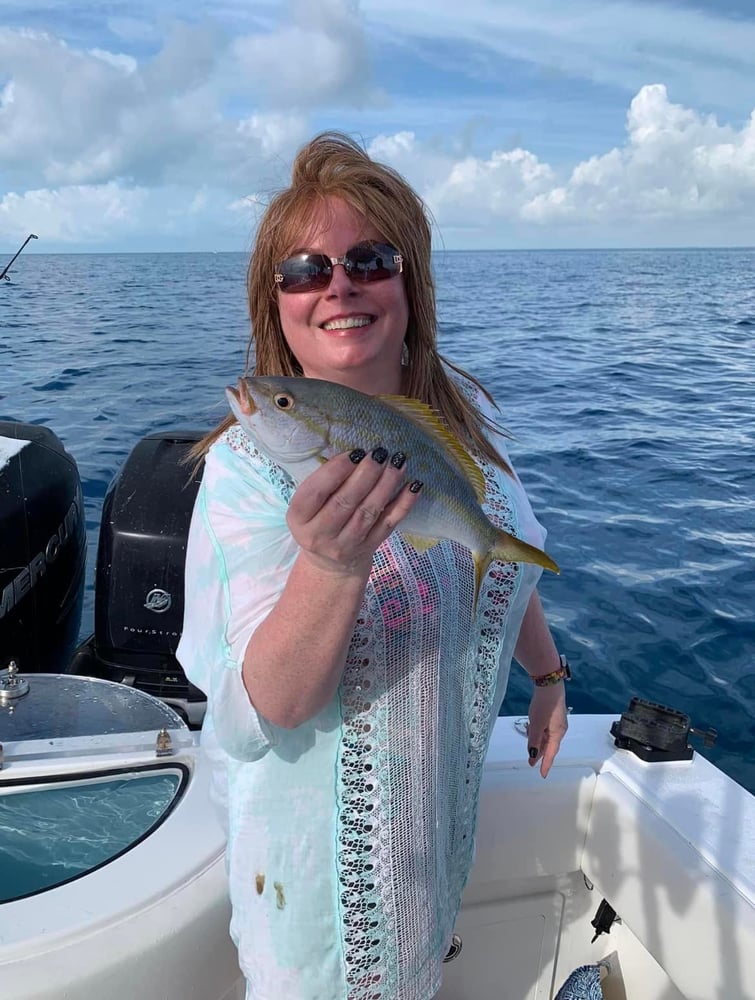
296, 547, 373, 583
529, 654, 571, 688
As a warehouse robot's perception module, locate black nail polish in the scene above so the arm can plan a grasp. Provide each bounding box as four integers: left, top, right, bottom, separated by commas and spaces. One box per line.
390, 451, 406, 469
409, 480, 423, 494
371, 447, 388, 464
528, 747, 538, 759
349, 448, 366, 464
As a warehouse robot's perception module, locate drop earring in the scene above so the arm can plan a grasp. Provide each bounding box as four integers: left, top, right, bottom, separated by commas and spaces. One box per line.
400, 341, 409, 367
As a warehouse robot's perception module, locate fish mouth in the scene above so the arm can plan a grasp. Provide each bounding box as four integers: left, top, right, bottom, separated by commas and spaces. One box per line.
228, 379, 257, 415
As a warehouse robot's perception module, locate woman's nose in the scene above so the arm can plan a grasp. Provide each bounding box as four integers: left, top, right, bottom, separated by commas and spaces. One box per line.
326, 263, 357, 295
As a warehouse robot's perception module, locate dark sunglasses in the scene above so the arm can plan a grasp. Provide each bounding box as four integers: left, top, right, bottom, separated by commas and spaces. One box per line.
274, 241, 403, 293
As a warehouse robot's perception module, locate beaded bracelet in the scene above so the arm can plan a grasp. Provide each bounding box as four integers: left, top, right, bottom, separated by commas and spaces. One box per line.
532, 654, 571, 687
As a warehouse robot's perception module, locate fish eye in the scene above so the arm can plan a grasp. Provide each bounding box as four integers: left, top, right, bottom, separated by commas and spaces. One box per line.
273, 393, 294, 409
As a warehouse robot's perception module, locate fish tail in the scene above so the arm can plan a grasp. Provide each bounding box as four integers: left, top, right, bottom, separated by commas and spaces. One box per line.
491, 529, 560, 575
472, 530, 560, 609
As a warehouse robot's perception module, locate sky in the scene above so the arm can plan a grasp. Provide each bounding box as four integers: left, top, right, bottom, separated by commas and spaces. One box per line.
2, 0, 755, 252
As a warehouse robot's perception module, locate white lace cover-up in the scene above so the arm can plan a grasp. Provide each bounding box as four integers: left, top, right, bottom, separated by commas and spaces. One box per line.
177, 383, 547, 1000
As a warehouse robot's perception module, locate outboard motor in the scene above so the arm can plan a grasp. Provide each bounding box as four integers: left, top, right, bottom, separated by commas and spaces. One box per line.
0, 422, 86, 673
69, 431, 206, 726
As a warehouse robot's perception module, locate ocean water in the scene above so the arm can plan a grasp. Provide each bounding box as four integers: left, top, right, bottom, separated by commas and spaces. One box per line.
2, 248, 754, 792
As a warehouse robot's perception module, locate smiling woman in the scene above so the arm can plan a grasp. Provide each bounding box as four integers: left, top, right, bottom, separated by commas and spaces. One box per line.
176, 131, 567, 1000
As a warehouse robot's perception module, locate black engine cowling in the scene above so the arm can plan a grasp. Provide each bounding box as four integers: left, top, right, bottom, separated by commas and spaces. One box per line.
69, 430, 206, 725
0, 422, 86, 673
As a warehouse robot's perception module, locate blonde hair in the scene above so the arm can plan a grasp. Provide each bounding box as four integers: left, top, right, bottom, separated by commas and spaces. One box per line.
193, 131, 510, 472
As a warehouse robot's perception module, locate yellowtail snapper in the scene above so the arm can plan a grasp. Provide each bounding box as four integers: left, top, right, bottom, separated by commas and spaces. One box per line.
226, 376, 559, 605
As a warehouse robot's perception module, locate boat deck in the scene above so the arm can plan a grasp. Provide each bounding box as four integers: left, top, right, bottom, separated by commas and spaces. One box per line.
438, 714, 755, 999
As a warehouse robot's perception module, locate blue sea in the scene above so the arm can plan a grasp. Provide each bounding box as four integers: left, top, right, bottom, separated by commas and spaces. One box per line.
2, 248, 754, 792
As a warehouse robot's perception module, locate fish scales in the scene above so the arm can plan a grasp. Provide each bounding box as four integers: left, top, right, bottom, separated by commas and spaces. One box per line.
309, 397, 480, 527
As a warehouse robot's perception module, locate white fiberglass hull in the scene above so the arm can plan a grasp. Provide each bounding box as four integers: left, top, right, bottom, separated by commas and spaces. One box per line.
1, 712, 753, 1000
0, 705, 244, 1000
440, 713, 755, 1000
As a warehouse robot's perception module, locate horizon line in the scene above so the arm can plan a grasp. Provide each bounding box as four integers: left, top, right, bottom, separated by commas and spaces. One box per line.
3, 245, 755, 256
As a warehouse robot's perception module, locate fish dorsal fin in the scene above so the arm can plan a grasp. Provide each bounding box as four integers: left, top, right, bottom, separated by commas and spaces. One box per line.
377, 394, 486, 503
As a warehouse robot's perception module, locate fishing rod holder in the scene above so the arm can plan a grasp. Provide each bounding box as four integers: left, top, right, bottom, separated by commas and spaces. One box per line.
611, 697, 717, 763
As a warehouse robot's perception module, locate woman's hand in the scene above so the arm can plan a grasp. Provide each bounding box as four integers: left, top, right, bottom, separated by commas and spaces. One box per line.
286, 447, 422, 577
527, 682, 569, 778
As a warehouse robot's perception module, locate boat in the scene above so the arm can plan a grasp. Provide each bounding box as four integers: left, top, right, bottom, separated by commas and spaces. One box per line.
2, 422, 754, 999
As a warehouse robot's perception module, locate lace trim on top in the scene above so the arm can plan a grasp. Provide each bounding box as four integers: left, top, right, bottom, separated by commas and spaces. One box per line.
225, 424, 295, 502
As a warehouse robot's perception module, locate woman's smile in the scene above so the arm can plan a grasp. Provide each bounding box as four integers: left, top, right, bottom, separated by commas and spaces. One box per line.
320, 314, 375, 331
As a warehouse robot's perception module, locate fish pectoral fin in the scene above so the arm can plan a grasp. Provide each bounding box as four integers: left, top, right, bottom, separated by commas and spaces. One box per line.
376, 394, 487, 504
401, 532, 441, 554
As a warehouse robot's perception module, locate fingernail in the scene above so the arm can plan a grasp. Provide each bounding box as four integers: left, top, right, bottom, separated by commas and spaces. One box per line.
409, 480, 423, 494
349, 448, 366, 464
390, 451, 406, 469
371, 447, 388, 464
528, 747, 538, 759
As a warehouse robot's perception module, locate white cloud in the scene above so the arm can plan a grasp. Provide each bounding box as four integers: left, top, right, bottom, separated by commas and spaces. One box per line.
367, 131, 417, 162
0, 180, 258, 250
88, 48, 138, 73
429, 148, 556, 225
0, 7, 385, 250
231, 0, 378, 108
360, 85, 755, 244
0, 78, 14, 108
0, 183, 148, 243
518, 85, 755, 225
0, 28, 171, 187
5, 82, 750, 250
3, 3, 755, 250
236, 113, 309, 155
0, 7, 376, 195
366, 132, 457, 196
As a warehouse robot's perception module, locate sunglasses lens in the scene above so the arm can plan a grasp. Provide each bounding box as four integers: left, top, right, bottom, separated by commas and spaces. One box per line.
276, 254, 331, 292
347, 243, 402, 282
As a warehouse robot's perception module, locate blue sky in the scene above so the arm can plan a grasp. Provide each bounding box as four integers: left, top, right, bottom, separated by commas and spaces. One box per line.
2, 0, 755, 251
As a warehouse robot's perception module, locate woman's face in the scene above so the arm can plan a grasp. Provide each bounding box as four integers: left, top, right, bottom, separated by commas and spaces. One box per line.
276, 197, 409, 395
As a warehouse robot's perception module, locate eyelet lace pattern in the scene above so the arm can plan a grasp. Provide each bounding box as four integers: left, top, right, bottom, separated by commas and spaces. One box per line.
225, 425, 295, 502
